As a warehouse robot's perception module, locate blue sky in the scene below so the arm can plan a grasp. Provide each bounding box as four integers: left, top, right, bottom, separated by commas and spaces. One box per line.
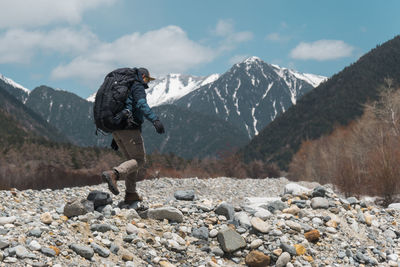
0, 0, 399, 99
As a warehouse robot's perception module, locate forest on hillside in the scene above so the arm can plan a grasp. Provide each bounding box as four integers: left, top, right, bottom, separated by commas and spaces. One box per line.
288, 79, 400, 205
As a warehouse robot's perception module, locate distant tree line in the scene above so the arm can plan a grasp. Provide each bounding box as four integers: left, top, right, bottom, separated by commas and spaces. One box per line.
288, 79, 400, 206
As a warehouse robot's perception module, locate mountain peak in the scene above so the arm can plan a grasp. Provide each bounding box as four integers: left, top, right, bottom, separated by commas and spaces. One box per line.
243, 56, 263, 64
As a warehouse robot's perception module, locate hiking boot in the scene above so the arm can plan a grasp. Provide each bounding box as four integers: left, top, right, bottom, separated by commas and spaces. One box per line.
118, 192, 147, 211
101, 170, 119, 195
124, 192, 143, 204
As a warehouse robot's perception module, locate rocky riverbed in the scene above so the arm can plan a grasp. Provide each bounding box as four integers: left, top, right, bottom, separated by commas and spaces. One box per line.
0, 177, 399, 267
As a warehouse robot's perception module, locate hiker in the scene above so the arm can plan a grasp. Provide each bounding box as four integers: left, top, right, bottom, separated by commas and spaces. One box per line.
101, 67, 165, 208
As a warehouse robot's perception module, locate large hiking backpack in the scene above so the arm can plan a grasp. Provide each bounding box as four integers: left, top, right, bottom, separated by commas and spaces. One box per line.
93, 68, 139, 133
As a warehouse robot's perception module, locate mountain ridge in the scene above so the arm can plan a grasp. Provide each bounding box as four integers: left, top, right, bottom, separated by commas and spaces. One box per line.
242, 35, 400, 170
176, 56, 326, 137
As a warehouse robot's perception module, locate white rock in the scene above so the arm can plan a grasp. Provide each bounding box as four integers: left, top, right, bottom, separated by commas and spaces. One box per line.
209, 229, 218, 238
250, 239, 263, 249
284, 183, 312, 196
388, 203, 400, 210
28, 240, 41, 251
234, 212, 251, 228
254, 208, 273, 220
285, 220, 302, 232
250, 217, 271, 233
0, 216, 16, 226
126, 223, 138, 235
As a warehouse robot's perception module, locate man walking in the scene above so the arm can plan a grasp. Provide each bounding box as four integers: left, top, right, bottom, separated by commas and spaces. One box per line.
101, 67, 165, 208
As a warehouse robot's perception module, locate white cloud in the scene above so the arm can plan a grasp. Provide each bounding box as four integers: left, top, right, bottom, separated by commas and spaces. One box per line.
229, 54, 250, 65
0, 0, 116, 28
266, 32, 291, 42
51, 26, 217, 85
214, 20, 235, 37
213, 19, 253, 51
290, 40, 355, 61
0, 28, 99, 64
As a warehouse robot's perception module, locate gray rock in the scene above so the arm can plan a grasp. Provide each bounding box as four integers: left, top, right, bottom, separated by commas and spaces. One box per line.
28, 240, 41, 251
215, 202, 235, 220
312, 186, 326, 197
347, 197, 359, 205
270, 229, 283, 236
254, 208, 272, 220
262, 200, 288, 213
276, 252, 291, 267
87, 190, 112, 209
110, 243, 119, 255
234, 212, 251, 228
0, 238, 10, 249
192, 227, 209, 240
15, 245, 29, 258
147, 207, 183, 222
311, 197, 330, 209
123, 235, 136, 243
338, 251, 346, 259
0, 216, 16, 226
384, 230, 397, 239
211, 247, 224, 257
91, 243, 110, 258
70, 244, 94, 259
28, 228, 43, 237
387, 254, 398, 261
63, 199, 94, 218
280, 243, 297, 256
90, 224, 112, 233
217, 228, 246, 253
174, 190, 195, 201
40, 247, 56, 257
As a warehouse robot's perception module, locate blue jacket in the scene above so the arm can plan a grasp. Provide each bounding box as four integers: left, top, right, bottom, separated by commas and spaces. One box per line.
125, 69, 158, 125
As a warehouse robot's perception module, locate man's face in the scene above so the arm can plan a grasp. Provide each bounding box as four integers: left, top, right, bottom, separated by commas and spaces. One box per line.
142, 74, 150, 84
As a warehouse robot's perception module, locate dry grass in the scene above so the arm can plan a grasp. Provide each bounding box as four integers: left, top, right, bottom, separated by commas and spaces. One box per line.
289, 79, 400, 205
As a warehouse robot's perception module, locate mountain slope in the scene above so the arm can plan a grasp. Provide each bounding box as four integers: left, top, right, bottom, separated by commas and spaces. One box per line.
0, 85, 68, 143
175, 57, 326, 138
23, 84, 247, 158
242, 35, 400, 170
25, 86, 109, 147
141, 104, 249, 158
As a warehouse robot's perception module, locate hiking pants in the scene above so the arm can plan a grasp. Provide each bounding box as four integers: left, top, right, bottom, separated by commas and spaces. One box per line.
112, 129, 146, 193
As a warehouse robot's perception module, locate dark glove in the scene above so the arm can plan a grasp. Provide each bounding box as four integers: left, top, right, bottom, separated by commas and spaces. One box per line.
111, 139, 119, 151
153, 120, 165, 134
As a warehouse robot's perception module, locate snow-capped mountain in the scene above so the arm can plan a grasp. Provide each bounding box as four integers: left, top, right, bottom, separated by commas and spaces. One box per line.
86, 73, 220, 106
146, 73, 219, 106
0, 73, 30, 103
176, 56, 326, 138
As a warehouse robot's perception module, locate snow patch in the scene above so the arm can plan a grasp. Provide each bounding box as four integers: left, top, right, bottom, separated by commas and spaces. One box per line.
252, 107, 258, 136
271, 64, 326, 88
147, 73, 220, 106
0, 73, 30, 94
87, 92, 96, 102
